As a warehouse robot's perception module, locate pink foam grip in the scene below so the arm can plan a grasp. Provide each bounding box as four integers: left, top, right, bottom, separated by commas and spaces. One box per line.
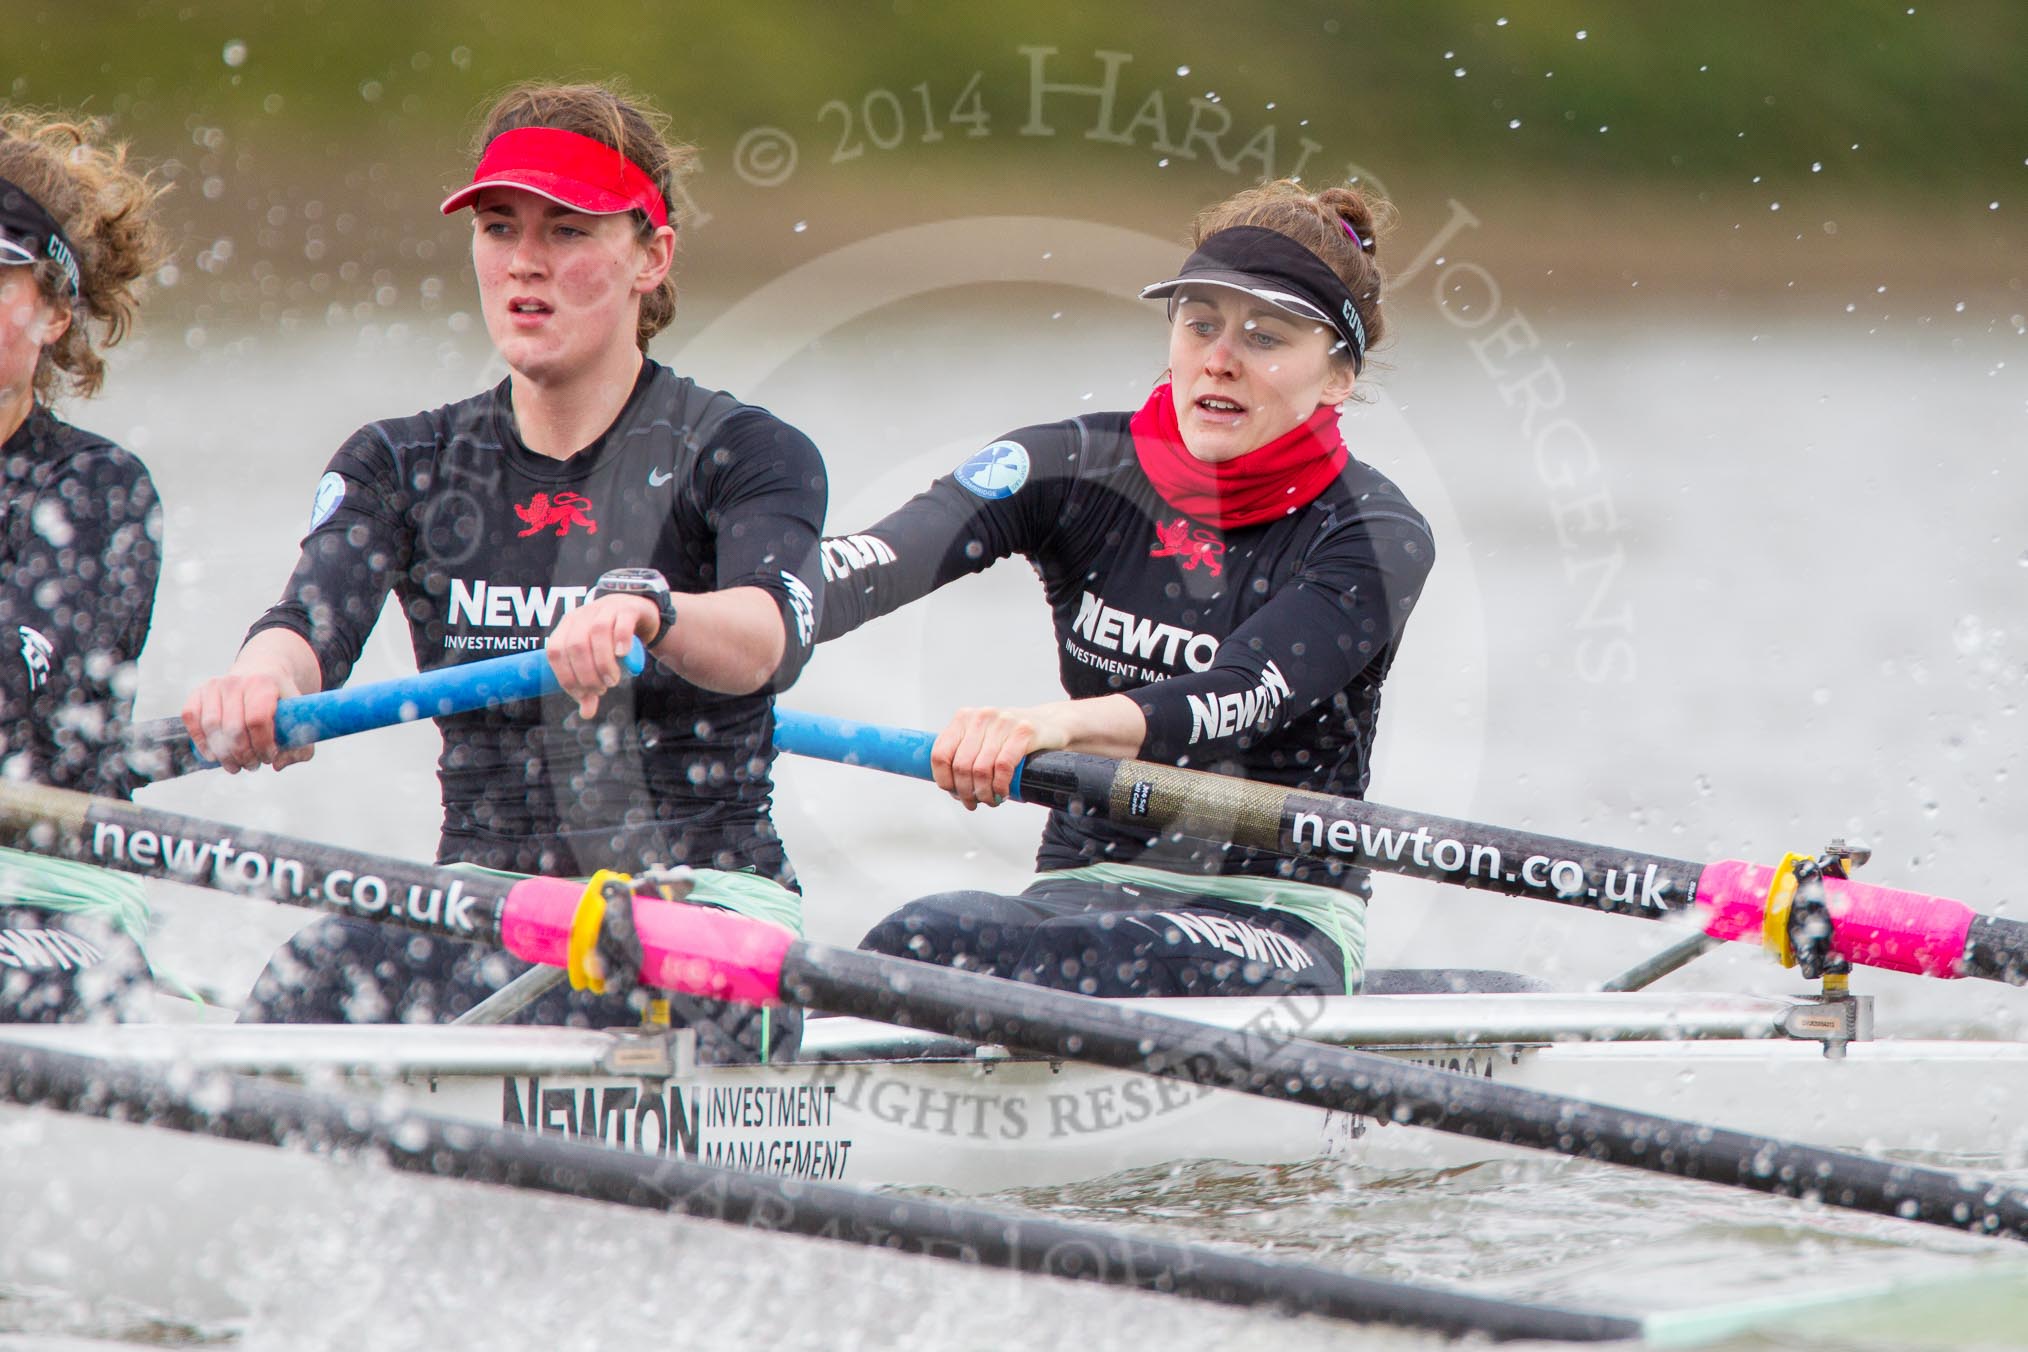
1695, 859, 1975, 978
498, 877, 791, 1005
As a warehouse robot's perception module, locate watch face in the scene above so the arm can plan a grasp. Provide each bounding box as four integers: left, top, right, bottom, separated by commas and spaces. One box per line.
597, 567, 667, 594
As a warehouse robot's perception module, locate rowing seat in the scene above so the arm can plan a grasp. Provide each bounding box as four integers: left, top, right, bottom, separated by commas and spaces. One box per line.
1360, 969, 1555, 995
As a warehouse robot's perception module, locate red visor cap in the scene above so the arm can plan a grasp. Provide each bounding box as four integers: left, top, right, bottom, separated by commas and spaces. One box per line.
439, 126, 669, 228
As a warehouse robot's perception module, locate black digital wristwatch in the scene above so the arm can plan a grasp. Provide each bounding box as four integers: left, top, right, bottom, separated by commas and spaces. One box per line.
591, 567, 678, 648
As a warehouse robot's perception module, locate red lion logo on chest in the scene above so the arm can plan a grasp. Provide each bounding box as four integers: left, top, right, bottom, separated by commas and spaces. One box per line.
1149, 517, 1224, 575
514, 491, 598, 538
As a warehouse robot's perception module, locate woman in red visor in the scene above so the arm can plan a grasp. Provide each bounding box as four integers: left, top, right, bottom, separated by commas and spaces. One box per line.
183, 83, 827, 1060
820, 180, 1430, 1001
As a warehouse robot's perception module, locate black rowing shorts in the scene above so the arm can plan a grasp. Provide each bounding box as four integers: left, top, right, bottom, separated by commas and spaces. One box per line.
860, 876, 1346, 998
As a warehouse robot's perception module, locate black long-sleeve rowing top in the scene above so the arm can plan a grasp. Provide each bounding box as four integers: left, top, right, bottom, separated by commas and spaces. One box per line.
818, 412, 1433, 891
0, 404, 160, 800
249, 361, 827, 883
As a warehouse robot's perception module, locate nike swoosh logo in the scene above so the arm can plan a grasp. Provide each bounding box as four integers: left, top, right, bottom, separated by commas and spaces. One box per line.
648, 467, 673, 487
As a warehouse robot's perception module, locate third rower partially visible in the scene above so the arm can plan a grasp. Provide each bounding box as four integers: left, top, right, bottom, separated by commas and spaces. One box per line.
820, 180, 1431, 999
0, 108, 168, 1022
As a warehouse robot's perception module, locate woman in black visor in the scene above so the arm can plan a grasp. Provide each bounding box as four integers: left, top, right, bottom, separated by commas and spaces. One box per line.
820, 180, 1431, 999
0, 109, 169, 1021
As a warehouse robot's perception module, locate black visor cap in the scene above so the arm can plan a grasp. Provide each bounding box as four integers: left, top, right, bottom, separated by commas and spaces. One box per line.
1140, 225, 1366, 370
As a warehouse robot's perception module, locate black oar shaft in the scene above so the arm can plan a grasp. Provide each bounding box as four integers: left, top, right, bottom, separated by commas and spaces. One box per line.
1965, 916, 2028, 986
1018, 752, 1708, 918
1018, 753, 2028, 987
780, 943, 2028, 1243
0, 781, 507, 943
0, 1042, 1639, 1344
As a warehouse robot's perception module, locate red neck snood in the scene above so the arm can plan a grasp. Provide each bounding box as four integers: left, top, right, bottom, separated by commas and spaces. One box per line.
1129, 383, 1348, 529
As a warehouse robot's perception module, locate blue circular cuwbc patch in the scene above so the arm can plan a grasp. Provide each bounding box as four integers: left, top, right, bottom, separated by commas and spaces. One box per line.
309, 472, 347, 529
953, 441, 1030, 501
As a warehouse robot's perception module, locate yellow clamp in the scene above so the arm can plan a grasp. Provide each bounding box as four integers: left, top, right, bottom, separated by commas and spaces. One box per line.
566, 869, 634, 993
1760, 853, 1812, 970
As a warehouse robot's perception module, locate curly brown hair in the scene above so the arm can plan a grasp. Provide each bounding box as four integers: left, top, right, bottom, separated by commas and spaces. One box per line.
471, 81, 696, 351
1192, 179, 1394, 368
0, 109, 170, 401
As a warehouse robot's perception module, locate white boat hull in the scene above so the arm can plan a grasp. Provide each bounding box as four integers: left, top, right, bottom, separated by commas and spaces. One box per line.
393, 1037, 2028, 1183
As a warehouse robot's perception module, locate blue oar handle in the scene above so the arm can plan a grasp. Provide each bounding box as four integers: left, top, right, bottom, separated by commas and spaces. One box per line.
769, 709, 1033, 799
770, 709, 936, 781
142, 641, 647, 778
273, 642, 644, 748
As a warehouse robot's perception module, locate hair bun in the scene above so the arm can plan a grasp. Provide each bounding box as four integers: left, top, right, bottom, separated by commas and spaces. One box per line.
1316, 185, 1380, 256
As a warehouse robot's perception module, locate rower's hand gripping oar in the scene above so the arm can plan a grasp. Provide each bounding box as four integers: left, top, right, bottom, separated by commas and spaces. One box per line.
132, 641, 648, 781
769, 709, 2028, 990
4, 775, 2025, 1245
